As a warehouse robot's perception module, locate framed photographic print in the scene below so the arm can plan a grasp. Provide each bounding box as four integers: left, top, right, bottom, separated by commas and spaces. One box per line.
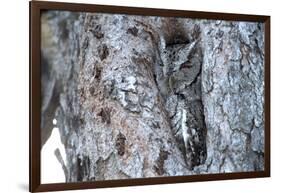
29, 1, 270, 192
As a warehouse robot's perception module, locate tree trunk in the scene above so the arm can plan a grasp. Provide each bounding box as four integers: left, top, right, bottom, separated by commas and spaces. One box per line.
41, 11, 264, 182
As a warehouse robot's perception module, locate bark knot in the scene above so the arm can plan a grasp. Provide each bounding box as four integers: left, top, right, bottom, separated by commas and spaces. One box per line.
115, 132, 126, 156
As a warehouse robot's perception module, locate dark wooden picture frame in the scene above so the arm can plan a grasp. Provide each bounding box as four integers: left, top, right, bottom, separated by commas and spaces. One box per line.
30, 1, 270, 192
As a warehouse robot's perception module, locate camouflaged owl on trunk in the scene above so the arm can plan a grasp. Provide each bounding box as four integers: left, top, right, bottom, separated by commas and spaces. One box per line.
158, 22, 207, 169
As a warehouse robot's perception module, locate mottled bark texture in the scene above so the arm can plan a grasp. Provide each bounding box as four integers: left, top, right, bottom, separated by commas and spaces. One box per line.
41, 11, 264, 182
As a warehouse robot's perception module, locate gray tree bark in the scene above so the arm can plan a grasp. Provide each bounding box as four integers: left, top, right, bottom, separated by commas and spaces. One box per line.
41, 11, 264, 182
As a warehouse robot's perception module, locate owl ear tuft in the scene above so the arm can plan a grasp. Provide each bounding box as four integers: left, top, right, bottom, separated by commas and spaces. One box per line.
191, 24, 201, 41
